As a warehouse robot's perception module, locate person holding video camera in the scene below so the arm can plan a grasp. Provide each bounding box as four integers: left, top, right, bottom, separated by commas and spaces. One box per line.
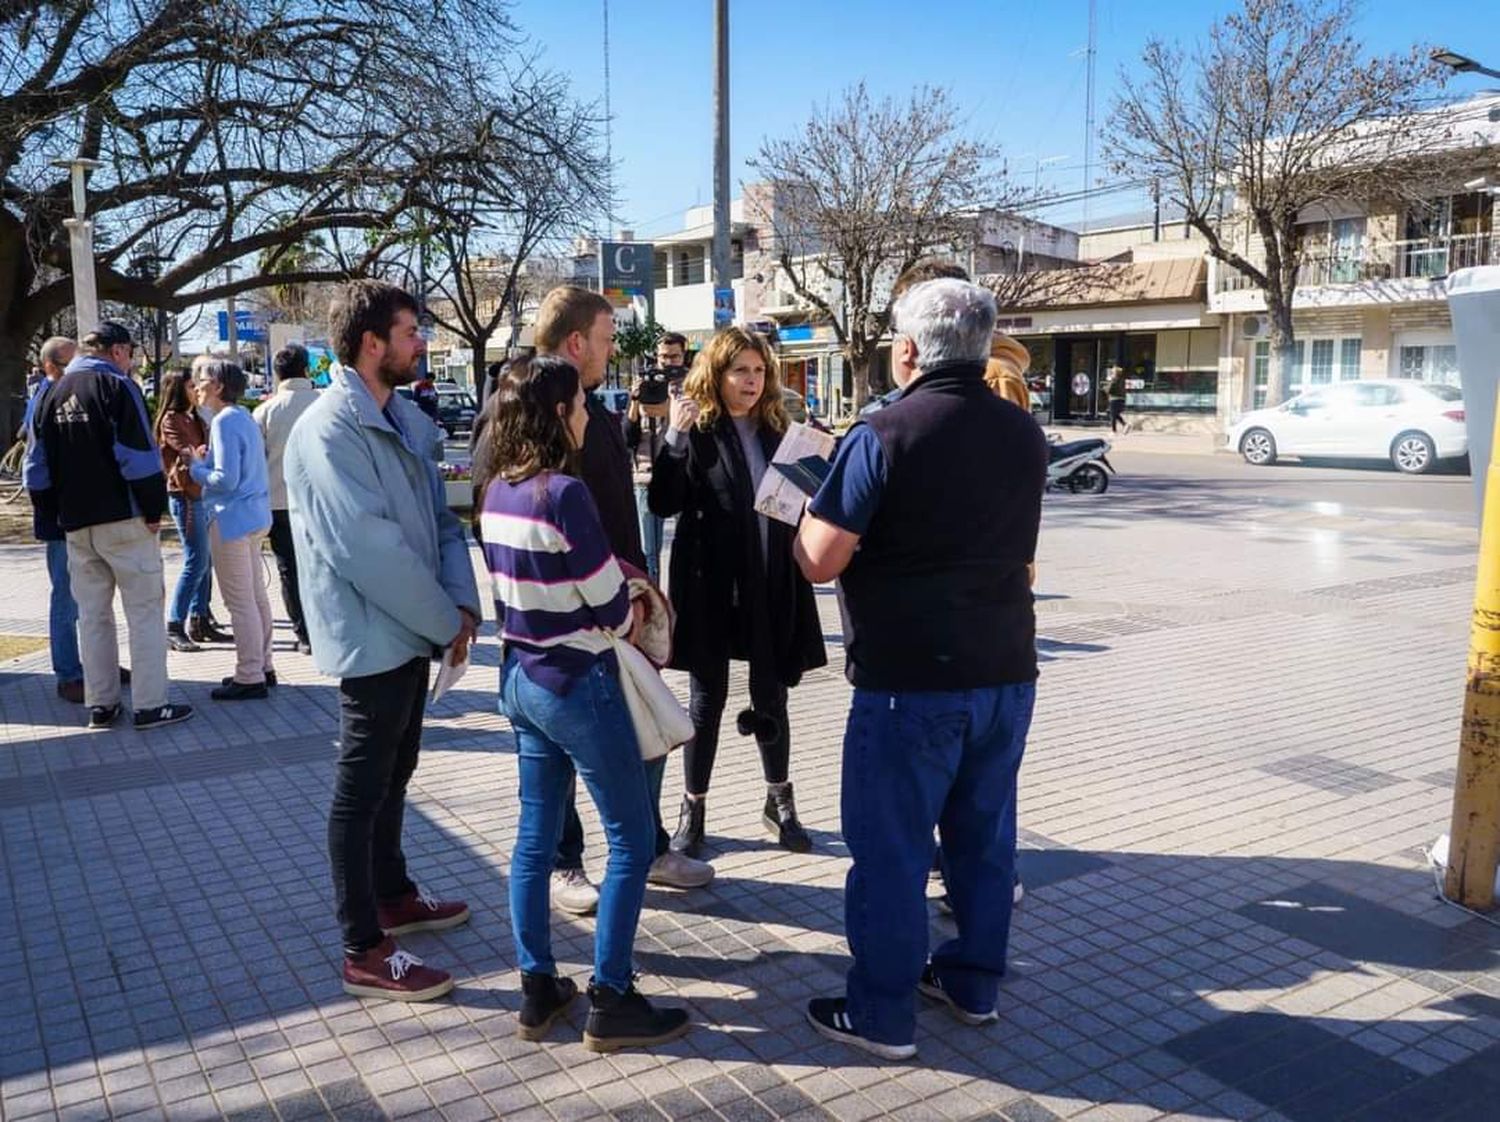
626, 333, 689, 585
648, 327, 826, 860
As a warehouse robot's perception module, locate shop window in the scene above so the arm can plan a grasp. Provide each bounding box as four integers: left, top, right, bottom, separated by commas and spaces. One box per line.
1132, 331, 1214, 412
1398, 343, 1460, 385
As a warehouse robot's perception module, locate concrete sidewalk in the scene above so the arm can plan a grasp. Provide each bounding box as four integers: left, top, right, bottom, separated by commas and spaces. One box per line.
1044, 426, 1224, 458
0, 480, 1495, 1122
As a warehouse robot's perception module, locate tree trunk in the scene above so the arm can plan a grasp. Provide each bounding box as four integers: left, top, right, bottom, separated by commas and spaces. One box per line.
848, 352, 870, 412
0, 330, 29, 444
1266, 297, 1297, 407
466, 331, 492, 392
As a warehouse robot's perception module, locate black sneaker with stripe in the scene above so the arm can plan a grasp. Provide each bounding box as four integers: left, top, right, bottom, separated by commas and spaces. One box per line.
87, 703, 122, 730
918, 964, 999, 1026
805, 997, 916, 1061
133, 703, 194, 731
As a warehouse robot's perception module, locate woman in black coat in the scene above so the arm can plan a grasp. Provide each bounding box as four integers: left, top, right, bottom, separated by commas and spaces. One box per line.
649, 327, 827, 858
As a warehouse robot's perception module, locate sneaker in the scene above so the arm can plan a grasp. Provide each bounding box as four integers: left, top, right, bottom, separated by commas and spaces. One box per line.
805, 997, 916, 1061
88, 703, 122, 730
552, 868, 599, 916
647, 850, 715, 889
210, 681, 269, 701
583, 980, 690, 1052
57, 679, 85, 705
133, 703, 194, 730
517, 972, 578, 1041
763, 782, 812, 854
296, 639, 313, 656
222, 671, 277, 688
342, 937, 453, 1002
918, 964, 998, 1026
669, 795, 706, 858
378, 886, 470, 937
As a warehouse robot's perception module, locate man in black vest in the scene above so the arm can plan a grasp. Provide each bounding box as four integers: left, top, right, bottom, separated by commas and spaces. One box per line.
794, 278, 1047, 1060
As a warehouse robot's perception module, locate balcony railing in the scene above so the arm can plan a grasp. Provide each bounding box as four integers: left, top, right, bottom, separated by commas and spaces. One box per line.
1214, 232, 1500, 294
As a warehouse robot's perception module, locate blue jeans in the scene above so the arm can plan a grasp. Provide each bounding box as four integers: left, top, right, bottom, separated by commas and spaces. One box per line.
167, 496, 212, 623
635, 484, 664, 585
501, 651, 655, 989
45, 539, 82, 683
842, 683, 1035, 1046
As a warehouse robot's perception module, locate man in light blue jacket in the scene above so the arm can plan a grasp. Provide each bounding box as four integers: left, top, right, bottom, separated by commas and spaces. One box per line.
285, 280, 481, 1003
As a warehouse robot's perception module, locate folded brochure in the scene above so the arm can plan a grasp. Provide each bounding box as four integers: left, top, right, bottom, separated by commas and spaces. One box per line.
753, 421, 836, 525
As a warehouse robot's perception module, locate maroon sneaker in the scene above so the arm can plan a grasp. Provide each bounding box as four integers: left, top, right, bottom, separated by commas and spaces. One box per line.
342, 937, 454, 1002
377, 886, 471, 937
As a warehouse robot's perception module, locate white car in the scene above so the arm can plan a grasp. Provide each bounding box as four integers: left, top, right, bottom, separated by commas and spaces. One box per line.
1226, 380, 1466, 474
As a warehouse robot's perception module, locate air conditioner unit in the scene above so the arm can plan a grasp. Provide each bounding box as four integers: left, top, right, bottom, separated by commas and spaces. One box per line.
1240, 314, 1272, 340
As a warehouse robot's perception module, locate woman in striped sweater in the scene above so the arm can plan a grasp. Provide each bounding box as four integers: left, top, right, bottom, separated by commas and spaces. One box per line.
477, 355, 690, 1053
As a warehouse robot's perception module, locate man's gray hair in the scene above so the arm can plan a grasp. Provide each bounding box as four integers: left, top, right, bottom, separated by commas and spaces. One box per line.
39, 336, 75, 367
891, 278, 997, 368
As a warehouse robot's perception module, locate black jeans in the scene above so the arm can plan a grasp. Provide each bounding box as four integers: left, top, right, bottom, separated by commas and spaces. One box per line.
330, 657, 428, 952
1109, 400, 1127, 432
268, 509, 307, 643
685, 657, 789, 795
555, 756, 670, 870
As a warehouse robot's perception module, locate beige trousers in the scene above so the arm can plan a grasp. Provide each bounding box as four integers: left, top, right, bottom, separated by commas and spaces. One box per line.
67, 518, 169, 711
210, 526, 275, 684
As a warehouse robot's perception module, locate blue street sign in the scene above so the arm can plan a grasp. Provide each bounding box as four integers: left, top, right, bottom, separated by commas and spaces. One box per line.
217, 308, 268, 344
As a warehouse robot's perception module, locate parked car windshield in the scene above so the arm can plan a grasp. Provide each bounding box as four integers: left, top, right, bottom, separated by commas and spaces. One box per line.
1413, 383, 1462, 403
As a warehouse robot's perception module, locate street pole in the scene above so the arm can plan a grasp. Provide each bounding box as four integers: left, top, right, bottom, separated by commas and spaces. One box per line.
51, 158, 103, 332
1446, 402, 1500, 909
224, 263, 240, 360
710, 0, 732, 314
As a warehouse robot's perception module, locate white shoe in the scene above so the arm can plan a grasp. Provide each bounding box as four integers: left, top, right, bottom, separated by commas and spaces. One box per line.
1014, 878, 1025, 905
648, 850, 716, 889
551, 869, 599, 916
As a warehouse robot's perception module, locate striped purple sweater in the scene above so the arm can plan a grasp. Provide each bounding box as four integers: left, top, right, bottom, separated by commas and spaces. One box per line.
480, 471, 631, 694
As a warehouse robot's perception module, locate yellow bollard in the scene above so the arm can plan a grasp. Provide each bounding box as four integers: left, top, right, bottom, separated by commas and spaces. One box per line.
1446, 401, 1500, 909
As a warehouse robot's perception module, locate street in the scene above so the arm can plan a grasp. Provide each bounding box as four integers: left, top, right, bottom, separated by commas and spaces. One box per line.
1, 444, 1496, 1122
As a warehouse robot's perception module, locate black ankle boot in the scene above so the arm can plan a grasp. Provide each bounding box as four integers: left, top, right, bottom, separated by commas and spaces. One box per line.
764, 782, 812, 854
188, 614, 232, 643
669, 794, 705, 858
583, 980, 690, 1053
517, 972, 578, 1041
166, 622, 200, 653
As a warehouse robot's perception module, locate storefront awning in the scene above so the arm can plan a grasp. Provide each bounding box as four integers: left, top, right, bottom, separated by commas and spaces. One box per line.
999, 258, 1207, 311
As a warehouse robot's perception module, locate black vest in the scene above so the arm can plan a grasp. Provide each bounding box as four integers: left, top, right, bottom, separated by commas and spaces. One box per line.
839, 361, 1047, 691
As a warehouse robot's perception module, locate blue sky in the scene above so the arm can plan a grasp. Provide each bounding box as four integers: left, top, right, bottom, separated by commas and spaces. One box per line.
503, 0, 1500, 235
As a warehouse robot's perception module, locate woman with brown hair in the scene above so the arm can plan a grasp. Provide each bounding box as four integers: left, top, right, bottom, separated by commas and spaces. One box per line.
985, 334, 1033, 412
155, 369, 215, 652
649, 327, 827, 858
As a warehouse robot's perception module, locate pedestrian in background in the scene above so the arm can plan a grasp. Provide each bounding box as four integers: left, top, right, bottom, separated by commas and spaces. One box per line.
285, 280, 479, 1003
1108, 365, 1132, 434
154, 370, 213, 653
256, 344, 320, 654
185, 359, 275, 700
478, 353, 691, 1051
795, 279, 1046, 1060
24, 322, 192, 731
26, 336, 87, 702
649, 326, 827, 858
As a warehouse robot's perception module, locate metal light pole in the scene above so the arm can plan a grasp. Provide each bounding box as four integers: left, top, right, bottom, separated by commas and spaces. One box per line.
223, 263, 240, 360
51, 157, 103, 331
1432, 48, 1500, 81
710, 0, 732, 320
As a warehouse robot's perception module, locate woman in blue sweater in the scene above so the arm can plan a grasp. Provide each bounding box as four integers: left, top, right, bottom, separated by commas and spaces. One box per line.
477, 354, 689, 1053
185, 359, 275, 700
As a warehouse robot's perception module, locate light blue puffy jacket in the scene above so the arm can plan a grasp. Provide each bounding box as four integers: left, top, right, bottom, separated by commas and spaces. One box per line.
284, 364, 480, 680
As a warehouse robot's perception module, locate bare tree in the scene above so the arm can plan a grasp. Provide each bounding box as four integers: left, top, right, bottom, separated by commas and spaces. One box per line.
0, 0, 546, 433
751, 83, 1014, 408
387, 64, 609, 387
1107, 0, 1467, 406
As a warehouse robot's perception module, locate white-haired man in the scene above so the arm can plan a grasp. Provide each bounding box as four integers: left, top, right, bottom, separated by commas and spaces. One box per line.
794, 278, 1047, 1059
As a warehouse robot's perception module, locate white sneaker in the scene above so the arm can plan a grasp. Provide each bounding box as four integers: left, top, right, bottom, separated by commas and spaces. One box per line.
648, 850, 716, 889
551, 868, 599, 916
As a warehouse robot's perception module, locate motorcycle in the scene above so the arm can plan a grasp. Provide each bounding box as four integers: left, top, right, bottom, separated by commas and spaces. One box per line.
1046, 434, 1115, 494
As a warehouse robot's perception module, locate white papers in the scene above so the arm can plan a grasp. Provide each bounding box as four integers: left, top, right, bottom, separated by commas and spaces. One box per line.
753, 422, 837, 525
430, 647, 469, 702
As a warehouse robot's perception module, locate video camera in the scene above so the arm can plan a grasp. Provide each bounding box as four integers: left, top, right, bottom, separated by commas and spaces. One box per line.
634, 365, 687, 407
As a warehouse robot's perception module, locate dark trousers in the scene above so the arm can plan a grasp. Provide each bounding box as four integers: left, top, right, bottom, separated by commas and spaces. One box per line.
330, 657, 428, 952
842, 682, 1035, 1046
684, 657, 789, 795
555, 756, 670, 870
268, 509, 307, 643
1109, 399, 1127, 432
